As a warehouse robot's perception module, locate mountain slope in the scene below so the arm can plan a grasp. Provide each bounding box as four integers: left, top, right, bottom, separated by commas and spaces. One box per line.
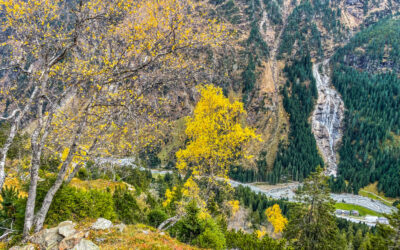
331, 17, 400, 197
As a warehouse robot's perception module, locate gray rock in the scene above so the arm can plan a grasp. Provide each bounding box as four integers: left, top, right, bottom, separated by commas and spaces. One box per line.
30, 227, 63, 250
94, 237, 105, 243
71, 239, 100, 250
58, 221, 77, 238
113, 223, 126, 232
9, 244, 35, 250
91, 218, 113, 230
58, 231, 86, 250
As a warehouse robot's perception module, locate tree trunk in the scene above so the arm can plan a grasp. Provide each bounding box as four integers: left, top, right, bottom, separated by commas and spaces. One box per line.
0, 119, 19, 190
0, 86, 39, 191
23, 143, 41, 237
33, 117, 86, 232
65, 163, 83, 184
23, 98, 48, 237
65, 135, 100, 185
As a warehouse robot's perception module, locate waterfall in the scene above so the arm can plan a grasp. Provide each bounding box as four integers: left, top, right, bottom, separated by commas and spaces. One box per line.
311, 59, 345, 177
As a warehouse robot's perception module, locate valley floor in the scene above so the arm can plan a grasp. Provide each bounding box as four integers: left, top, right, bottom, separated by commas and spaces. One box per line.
229, 180, 395, 226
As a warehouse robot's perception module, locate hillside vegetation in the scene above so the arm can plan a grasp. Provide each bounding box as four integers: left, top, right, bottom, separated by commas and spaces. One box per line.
331, 17, 400, 197
1, 0, 400, 249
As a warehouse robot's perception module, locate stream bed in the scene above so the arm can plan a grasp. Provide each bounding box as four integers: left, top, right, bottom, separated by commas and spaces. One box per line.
311, 59, 345, 177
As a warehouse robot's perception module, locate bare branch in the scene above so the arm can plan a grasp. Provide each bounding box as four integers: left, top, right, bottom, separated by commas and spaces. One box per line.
0, 109, 21, 120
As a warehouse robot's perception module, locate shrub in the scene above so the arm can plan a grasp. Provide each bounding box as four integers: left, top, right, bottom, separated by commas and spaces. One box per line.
193, 219, 226, 250
170, 201, 226, 249
147, 209, 168, 228
112, 187, 140, 224
36, 179, 116, 226
225, 230, 285, 250
0, 187, 25, 234
77, 167, 90, 180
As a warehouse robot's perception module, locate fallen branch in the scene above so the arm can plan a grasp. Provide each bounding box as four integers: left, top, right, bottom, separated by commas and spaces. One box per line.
157, 215, 181, 231
0, 229, 15, 241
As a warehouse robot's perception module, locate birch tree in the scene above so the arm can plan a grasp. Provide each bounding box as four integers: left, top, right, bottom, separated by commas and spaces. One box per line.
0, 0, 228, 236
159, 85, 260, 230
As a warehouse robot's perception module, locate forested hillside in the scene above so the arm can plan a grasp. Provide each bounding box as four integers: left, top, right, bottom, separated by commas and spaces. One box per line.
331, 17, 400, 197
270, 55, 324, 183
1, 0, 400, 249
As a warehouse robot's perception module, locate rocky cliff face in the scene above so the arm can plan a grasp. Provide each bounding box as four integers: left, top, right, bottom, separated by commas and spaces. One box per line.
312, 60, 344, 177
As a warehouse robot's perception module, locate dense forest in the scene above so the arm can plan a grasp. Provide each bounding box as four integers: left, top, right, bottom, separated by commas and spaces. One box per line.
331, 17, 400, 197
278, 0, 343, 59
269, 55, 324, 183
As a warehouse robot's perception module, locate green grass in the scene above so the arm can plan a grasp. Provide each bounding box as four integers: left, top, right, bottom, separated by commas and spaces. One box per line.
335, 203, 382, 217
359, 190, 393, 207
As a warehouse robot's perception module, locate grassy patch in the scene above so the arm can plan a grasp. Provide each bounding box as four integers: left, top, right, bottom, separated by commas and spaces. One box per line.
359, 182, 397, 206
89, 224, 197, 250
69, 178, 129, 193
359, 190, 393, 207
335, 203, 381, 217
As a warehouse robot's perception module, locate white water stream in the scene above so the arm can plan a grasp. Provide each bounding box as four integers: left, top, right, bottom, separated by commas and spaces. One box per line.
311, 60, 344, 177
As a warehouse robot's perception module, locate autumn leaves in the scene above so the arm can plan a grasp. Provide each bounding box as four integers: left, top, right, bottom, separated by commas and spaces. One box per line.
163, 84, 287, 234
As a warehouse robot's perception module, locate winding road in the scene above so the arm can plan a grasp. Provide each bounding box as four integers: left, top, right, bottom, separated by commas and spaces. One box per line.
96, 157, 395, 226
229, 180, 394, 215
98, 157, 395, 216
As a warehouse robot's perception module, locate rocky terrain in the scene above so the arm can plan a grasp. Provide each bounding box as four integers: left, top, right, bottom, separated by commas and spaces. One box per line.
10, 218, 194, 250
311, 60, 345, 177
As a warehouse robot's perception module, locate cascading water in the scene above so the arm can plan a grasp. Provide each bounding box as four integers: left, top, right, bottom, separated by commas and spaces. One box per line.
312, 59, 344, 177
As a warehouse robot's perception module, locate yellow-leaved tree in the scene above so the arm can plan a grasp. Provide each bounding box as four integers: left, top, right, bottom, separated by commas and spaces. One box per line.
159, 84, 260, 230
177, 84, 259, 180
0, 0, 229, 236
265, 204, 288, 235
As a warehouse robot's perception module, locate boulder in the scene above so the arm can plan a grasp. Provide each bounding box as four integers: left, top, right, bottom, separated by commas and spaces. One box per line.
30, 227, 63, 250
58, 231, 86, 250
58, 221, 77, 238
9, 244, 36, 250
71, 239, 99, 250
113, 223, 126, 232
91, 218, 113, 230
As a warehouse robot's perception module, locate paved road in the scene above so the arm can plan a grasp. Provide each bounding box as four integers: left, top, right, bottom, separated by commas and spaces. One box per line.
229, 180, 395, 214
96, 157, 396, 222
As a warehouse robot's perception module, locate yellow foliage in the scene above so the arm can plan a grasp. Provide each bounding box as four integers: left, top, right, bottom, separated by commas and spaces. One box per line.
176, 84, 260, 180
169, 84, 260, 213
69, 178, 128, 193
0, 175, 27, 202
0, 0, 229, 179
256, 228, 267, 239
198, 210, 211, 220
265, 204, 288, 235
227, 200, 240, 216
162, 186, 177, 207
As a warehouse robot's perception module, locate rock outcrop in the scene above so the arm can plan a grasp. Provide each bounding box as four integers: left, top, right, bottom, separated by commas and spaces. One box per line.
312, 60, 344, 176
91, 218, 113, 231
12, 220, 100, 250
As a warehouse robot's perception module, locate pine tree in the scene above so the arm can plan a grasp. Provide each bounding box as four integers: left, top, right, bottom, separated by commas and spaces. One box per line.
284, 166, 342, 249
370, 204, 400, 249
